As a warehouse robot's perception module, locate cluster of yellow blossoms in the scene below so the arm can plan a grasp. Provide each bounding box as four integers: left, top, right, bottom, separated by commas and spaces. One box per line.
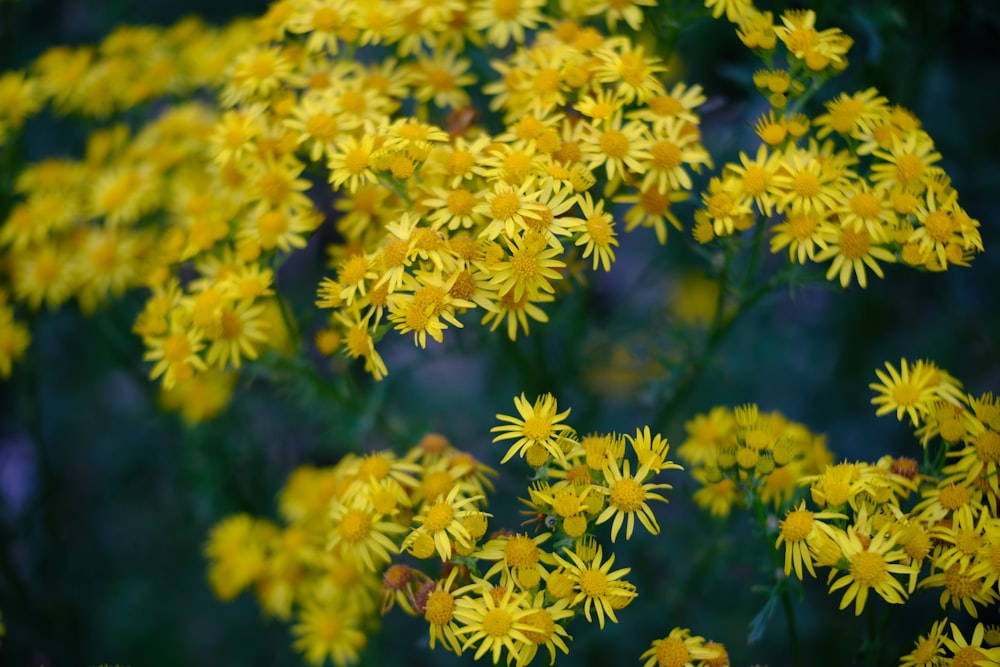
681, 358, 1000, 665
0, 0, 985, 389
205, 395, 724, 666
696, 2, 983, 286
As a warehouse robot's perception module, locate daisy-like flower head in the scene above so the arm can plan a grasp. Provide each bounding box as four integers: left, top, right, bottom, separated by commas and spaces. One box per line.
898, 618, 947, 667
467, 0, 547, 49
420, 567, 466, 654
515, 592, 574, 667
639, 626, 723, 667
870, 358, 942, 427
477, 532, 554, 591
942, 622, 1000, 665
328, 494, 406, 573
774, 500, 845, 580
553, 542, 634, 629
828, 526, 915, 615
812, 219, 896, 289
595, 454, 674, 542
453, 579, 538, 664
403, 485, 486, 561
291, 595, 368, 667
492, 393, 575, 466
580, 111, 651, 185
488, 230, 566, 301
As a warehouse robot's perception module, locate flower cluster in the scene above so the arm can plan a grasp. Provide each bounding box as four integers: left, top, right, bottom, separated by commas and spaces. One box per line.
683, 359, 1000, 664
0, 0, 984, 392
693, 4, 983, 286
678, 403, 833, 517
205, 395, 686, 666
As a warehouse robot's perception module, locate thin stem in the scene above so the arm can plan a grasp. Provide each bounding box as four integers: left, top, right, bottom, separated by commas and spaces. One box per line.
780, 585, 803, 667
750, 491, 803, 667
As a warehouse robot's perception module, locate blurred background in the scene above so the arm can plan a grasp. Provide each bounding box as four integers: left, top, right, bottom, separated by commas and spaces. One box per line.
1, 0, 999, 665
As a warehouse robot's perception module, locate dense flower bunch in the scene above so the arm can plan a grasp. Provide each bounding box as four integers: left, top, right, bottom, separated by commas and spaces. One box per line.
205, 395, 705, 666
681, 359, 1000, 665
0, 0, 984, 389
0, 1, 992, 666
696, 3, 983, 285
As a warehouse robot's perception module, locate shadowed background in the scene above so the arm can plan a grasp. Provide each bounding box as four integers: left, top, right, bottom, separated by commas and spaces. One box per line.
1, 1, 999, 665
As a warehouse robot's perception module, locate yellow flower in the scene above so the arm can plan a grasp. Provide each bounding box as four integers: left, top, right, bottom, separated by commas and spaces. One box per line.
291, 596, 368, 667
942, 622, 1000, 665
143, 325, 208, 390
328, 495, 406, 572
700, 175, 753, 237
223, 45, 294, 106
870, 358, 942, 427
422, 567, 466, 654
898, 619, 946, 667
774, 501, 845, 579
564, 192, 617, 272
595, 455, 673, 542
515, 592, 574, 666
593, 38, 666, 101
204, 514, 272, 600
284, 89, 342, 162
453, 580, 537, 664
410, 48, 477, 110
870, 130, 943, 194
920, 560, 996, 618
814, 88, 890, 139
0, 305, 31, 378
403, 485, 486, 561
477, 532, 554, 591
829, 524, 915, 615
639, 116, 711, 194
488, 231, 566, 301
553, 542, 635, 629
285, 0, 352, 54
616, 183, 688, 244
813, 220, 896, 288
580, 111, 650, 184
467, 0, 546, 48
492, 393, 574, 466
640, 626, 723, 667
704, 0, 755, 23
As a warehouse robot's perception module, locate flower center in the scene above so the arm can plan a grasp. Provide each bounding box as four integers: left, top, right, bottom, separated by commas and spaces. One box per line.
938, 484, 970, 511
655, 637, 691, 667
339, 508, 372, 544
522, 415, 552, 441
579, 568, 608, 597
781, 509, 814, 542
849, 550, 887, 587
923, 210, 954, 242
491, 191, 520, 220
839, 228, 871, 260
522, 609, 554, 644
504, 535, 539, 567
482, 607, 513, 636
424, 502, 454, 532
650, 140, 682, 170
609, 477, 645, 512
849, 192, 881, 219
446, 189, 476, 216
600, 129, 630, 159
974, 429, 1000, 463
305, 113, 338, 141
424, 590, 455, 626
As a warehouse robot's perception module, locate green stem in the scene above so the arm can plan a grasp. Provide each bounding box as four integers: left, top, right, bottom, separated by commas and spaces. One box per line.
780, 585, 803, 667
651, 246, 797, 431
751, 491, 803, 667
